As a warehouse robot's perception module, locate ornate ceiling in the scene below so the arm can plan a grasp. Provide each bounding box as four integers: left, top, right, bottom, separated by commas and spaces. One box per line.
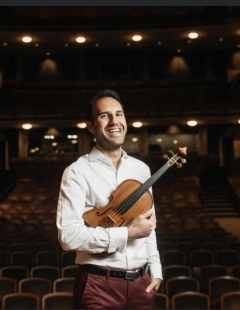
0, 6, 240, 129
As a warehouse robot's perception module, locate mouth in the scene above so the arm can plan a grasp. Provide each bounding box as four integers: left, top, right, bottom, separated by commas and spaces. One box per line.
107, 128, 121, 134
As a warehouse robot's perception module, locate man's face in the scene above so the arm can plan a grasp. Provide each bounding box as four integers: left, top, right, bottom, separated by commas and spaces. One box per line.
87, 97, 127, 151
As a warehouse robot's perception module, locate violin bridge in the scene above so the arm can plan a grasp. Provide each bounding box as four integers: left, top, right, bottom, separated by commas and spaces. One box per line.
107, 215, 116, 223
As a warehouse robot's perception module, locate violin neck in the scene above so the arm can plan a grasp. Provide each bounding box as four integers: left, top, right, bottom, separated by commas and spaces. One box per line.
117, 161, 171, 213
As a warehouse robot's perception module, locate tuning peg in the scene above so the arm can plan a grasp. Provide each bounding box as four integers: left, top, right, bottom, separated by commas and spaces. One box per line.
180, 158, 186, 164
176, 163, 182, 169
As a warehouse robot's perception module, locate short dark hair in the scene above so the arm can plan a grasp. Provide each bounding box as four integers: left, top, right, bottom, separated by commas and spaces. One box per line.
86, 89, 123, 121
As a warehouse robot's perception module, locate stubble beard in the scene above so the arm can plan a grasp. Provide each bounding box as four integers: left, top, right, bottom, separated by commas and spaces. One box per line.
96, 132, 126, 151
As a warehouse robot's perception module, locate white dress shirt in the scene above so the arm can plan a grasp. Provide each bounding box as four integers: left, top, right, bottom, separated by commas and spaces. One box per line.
56, 147, 162, 279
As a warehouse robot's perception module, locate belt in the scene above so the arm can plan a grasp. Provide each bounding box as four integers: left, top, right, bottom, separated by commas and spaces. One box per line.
79, 263, 148, 280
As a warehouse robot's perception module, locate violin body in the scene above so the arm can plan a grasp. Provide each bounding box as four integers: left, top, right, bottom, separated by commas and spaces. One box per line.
83, 147, 187, 228
83, 179, 153, 228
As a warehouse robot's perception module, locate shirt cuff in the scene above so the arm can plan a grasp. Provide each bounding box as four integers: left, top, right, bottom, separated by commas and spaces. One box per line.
148, 263, 163, 280
107, 227, 128, 253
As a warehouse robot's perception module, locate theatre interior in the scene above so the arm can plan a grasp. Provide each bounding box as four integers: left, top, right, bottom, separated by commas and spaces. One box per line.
1, 6, 240, 309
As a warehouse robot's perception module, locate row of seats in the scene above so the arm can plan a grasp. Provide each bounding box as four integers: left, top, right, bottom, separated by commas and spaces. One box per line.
1, 265, 240, 309
0, 276, 74, 309
153, 290, 240, 310
160, 248, 240, 267
1, 291, 73, 309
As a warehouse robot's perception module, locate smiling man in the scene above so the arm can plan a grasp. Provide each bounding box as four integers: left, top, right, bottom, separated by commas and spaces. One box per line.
56, 89, 162, 309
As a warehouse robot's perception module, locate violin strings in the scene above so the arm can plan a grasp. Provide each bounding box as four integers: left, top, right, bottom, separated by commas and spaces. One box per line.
102, 154, 178, 227
112, 160, 173, 217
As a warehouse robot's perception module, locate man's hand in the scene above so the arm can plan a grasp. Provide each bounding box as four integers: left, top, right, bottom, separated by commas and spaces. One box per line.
127, 209, 156, 240
146, 278, 161, 293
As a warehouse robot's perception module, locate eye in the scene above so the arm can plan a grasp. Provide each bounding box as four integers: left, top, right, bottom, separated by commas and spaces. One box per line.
100, 113, 108, 118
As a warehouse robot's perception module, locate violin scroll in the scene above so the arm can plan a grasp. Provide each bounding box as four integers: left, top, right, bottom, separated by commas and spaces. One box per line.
163, 147, 187, 169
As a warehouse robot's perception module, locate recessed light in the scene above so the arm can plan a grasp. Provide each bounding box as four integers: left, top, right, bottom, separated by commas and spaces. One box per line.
22, 123, 32, 130
188, 32, 198, 39
76, 36, 86, 43
132, 35, 142, 42
132, 122, 142, 128
22, 36, 32, 43
187, 120, 198, 127
77, 122, 87, 129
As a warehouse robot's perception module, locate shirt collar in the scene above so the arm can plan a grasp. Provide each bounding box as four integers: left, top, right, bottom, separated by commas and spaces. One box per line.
88, 146, 128, 162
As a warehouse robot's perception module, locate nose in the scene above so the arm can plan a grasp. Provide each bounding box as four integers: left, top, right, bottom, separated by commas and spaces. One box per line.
109, 114, 119, 125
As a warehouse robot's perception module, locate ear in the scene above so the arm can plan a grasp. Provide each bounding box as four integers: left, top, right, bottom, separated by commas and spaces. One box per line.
86, 121, 94, 134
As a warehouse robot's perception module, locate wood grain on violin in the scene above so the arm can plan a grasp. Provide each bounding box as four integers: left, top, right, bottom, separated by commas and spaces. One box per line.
83, 147, 187, 228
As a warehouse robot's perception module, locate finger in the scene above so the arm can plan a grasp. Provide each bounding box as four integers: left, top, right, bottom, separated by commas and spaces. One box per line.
142, 209, 153, 218
146, 282, 155, 293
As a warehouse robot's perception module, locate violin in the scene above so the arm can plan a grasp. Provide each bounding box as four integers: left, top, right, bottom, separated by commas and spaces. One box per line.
83, 147, 187, 228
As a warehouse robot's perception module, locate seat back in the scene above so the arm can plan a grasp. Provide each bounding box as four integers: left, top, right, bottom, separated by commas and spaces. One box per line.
0, 266, 29, 282
53, 277, 74, 293
0, 277, 17, 308
61, 265, 78, 278
166, 276, 199, 298
60, 251, 76, 267
42, 292, 73, 309
190, 250, 214, 267
208, 276, 240, 304
35, 251, 59, 266
152, 292, 169, 310
220, 291, 240, 310
216, 250, 240, 267
2, 292, 40, 309
200, 264, 228, 292
10, 251, 33, 268
172, 291, 210, 309
162, 250, 185, 267
31, 265, 60, 282
19, 277, 52, 299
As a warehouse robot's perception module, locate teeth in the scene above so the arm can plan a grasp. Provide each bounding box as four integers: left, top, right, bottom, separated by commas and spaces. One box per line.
109, 129, 120, 133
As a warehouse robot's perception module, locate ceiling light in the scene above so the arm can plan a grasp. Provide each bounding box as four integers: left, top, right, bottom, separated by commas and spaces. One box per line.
132, 122, 142, 128
132, 35, 142, 42
187, 120, 198, 127
22, 123, 32, 130
188, 32, 198, 39
132, 137, 138, 142
238, 119, 240, 124
76, 36, 86, 43
22, 36, 32, 43
77, 122, 87, 129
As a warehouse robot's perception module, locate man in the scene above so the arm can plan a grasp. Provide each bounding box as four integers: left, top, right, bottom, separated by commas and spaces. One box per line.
56, 89, 162, 309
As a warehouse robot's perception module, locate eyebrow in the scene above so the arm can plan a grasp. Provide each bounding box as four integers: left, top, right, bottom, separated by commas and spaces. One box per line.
98, 110, 124, 115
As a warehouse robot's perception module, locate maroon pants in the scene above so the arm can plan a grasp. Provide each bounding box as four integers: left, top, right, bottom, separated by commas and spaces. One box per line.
73, 267, 157, 309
